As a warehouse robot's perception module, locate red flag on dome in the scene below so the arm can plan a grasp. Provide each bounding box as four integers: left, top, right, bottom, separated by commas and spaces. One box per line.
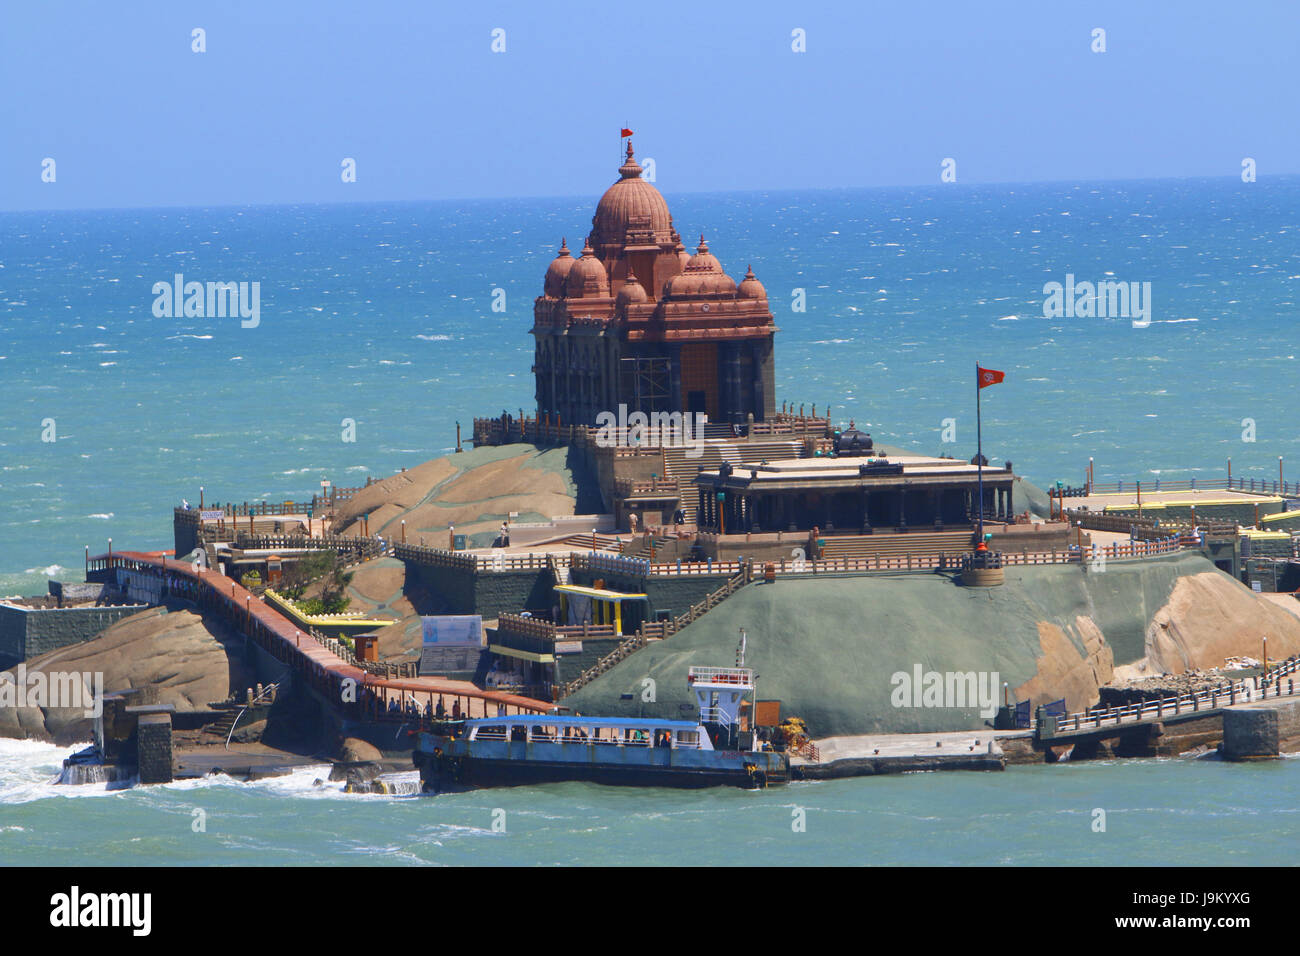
977, 366, 1005, 389
621, 128, 634, 138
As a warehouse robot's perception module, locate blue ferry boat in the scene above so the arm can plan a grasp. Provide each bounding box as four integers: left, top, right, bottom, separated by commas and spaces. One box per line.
412, 664, 789, 790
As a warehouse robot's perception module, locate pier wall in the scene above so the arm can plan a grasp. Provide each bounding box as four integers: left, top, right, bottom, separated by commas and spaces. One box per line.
0, 603, 146, 669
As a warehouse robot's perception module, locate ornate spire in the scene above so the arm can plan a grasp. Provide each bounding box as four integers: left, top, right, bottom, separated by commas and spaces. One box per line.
618, 141, 642, 180
557, 238, 571, 257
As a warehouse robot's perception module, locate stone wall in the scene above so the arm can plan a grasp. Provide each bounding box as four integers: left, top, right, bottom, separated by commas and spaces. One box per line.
402, 559, 554, 619
0, 603, 146, 669
135, 713, 174, 784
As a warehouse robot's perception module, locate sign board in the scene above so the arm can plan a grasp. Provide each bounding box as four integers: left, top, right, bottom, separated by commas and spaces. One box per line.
199, 510, 224, 521
1252, 581, 1263, 592
419, 615, 486, 677
452, 534, 467, 551
554, 641, 584, 654
753, 700, 782, 727
421, 616, 483, 646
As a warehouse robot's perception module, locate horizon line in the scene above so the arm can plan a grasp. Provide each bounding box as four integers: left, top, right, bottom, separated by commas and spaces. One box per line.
2, 171, 1294, 217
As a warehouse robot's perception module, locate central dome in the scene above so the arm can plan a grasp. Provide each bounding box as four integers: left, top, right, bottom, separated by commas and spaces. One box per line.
590, 142, 672, 251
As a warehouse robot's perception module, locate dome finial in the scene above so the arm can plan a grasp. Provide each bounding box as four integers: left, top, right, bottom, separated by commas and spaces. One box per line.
618, 142, 642, 180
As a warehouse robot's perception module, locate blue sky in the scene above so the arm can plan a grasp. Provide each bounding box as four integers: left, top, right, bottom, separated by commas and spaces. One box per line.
2, 0, 1297, 210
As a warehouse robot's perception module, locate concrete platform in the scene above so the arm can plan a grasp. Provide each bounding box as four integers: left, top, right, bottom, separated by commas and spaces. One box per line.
791, 730, 1030, 779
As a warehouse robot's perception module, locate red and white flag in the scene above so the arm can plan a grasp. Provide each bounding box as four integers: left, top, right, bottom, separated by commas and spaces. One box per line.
977, 366, 1005, 389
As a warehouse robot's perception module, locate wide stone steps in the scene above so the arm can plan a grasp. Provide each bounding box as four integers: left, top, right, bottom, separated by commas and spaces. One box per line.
819, 531, 974, 560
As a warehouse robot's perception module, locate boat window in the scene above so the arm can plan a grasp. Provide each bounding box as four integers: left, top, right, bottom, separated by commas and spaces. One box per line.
675, 730, 699, 748
475, 724, 508, 740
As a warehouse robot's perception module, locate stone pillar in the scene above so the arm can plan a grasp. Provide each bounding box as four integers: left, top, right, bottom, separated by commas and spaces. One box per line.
1222, 706, 1282, 760
136, 713, 174, 785
723, 343, 743, 424
669, 347, 682, 414
897, 490, 907, 530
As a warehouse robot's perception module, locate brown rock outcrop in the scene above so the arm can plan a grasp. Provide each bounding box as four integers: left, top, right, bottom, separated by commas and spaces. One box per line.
0, 606, 252, 745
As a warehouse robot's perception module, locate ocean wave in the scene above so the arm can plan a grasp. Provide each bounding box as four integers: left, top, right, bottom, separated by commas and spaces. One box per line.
86, 513, 113, 520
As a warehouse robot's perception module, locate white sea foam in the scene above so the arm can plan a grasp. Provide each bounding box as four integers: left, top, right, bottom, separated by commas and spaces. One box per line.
86, 513, 113, 520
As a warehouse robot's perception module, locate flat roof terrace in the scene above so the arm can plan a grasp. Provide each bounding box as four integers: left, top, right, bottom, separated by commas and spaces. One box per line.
694, 455, 1017, 534
697, 454, 1014, 489
1071, 487, 1281, 512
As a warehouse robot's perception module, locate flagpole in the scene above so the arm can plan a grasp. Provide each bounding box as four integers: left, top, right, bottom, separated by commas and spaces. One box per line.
976, 362, 984, 547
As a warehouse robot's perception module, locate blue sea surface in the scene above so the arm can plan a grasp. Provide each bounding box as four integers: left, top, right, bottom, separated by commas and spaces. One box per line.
0, 739, 1296, 866
1, 178, 1297, 594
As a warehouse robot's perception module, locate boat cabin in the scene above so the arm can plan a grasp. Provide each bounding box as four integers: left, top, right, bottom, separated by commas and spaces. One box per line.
463, 715, 712, 750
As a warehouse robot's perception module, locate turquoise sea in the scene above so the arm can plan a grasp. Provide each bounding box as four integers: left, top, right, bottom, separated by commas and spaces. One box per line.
2, 178, 1299, 863
1, 739, 1296, 866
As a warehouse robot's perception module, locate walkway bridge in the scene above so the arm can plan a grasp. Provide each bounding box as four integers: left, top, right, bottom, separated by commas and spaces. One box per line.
89, 550, 553, 727
1032, 655, 1300, 755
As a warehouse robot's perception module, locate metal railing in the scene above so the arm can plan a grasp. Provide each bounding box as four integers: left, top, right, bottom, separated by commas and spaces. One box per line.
1037, 655, 1300, 734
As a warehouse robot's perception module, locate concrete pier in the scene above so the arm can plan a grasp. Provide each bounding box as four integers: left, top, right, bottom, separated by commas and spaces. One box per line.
791, 731, 1024, 779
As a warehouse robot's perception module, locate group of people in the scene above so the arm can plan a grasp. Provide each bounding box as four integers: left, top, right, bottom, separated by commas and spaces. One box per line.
380, 694, 464, 721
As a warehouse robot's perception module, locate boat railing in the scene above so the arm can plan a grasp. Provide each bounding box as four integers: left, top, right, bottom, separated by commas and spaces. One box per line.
688, 666, 753, 687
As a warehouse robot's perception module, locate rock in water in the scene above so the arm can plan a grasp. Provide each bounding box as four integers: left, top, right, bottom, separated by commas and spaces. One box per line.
338, 737, 383, 763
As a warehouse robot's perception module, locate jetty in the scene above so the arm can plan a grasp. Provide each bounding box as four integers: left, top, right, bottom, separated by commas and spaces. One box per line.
791, 731, 1016, 778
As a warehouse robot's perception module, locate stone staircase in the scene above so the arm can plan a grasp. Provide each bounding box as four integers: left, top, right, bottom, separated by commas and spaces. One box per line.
203, 703, 245, 739
626, 534, 676, 561
660, 440, 802, 523
558, 532, 622, 552
819, 530, 975, 561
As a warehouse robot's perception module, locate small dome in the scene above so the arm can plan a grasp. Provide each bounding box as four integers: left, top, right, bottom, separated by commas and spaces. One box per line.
666, 236, 736, 297
543, 238, 575, 298
564, 241, 609, 299
737, 264, 766, 299
616, 270, 648, 306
